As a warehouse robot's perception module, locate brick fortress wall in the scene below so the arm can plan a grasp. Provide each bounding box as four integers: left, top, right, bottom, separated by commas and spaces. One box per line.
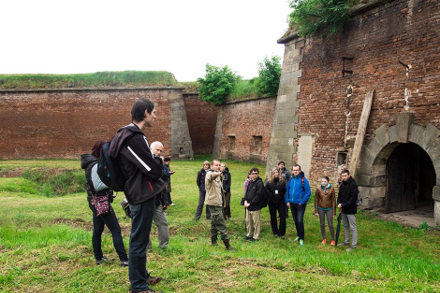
183, 93, 218, 155
0, 88, 188, 159
294, 0, 440, 184
214, 97, 277, 164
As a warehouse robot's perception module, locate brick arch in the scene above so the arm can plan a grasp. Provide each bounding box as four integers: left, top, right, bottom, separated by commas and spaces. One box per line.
357, 112, 440, 225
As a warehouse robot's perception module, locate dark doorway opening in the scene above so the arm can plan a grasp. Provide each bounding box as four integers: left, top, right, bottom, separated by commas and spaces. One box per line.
386, 143, 435, 214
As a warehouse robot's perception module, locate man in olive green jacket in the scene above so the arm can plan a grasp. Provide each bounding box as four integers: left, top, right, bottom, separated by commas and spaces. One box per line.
204, 159, 234, 251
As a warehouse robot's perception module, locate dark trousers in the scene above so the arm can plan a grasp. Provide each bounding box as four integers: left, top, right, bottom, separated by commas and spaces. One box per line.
129, 197, 155, 292
89, 202, 128, 262
207, 205, 229, 241
195, 190, 211, 219
268, 201, 286, 236
290, 203, 306, 241
223, 191, 231, 218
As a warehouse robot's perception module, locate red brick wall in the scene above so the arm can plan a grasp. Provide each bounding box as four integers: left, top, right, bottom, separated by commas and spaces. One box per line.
219, 97, 276, 163
296, 0, 440, 182
183, 94, 218, 155
0, 89, 174, 159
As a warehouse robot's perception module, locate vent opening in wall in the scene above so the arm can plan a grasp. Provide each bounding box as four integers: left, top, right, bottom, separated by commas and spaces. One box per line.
337, 152, 348, 166
227, 135, 235, 151
342, 57, 354, 77
251, 136, 262, 155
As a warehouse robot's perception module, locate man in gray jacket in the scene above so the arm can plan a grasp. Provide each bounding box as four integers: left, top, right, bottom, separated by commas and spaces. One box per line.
204, 159, 234, 251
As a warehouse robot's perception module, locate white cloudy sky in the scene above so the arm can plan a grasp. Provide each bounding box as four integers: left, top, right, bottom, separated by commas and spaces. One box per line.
1, 0, 291, 82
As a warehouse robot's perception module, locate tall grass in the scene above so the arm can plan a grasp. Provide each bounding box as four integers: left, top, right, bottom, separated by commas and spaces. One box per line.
0, 157, 439, 292
0, 71, 178, 89
229, 79, 258, 100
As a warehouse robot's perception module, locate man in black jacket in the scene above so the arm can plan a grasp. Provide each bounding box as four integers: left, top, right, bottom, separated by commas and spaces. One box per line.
337, 169, 358, 252
109, 98, 166, 293
221, 162, 232, 220
243, 168, 264, 241
194, 161, 211, 220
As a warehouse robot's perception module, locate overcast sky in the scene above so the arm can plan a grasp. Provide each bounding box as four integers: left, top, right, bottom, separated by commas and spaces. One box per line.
1, 1, 291, 82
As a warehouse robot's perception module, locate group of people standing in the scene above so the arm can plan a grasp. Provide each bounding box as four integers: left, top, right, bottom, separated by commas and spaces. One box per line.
81, 98, 360, 293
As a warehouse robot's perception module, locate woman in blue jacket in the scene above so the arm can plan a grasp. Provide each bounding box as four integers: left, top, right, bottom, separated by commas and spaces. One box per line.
286, 164, 311, 246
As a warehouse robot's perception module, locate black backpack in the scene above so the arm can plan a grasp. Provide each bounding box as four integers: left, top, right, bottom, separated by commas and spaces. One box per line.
97, 141, 126, 192
261, 185, 270, 208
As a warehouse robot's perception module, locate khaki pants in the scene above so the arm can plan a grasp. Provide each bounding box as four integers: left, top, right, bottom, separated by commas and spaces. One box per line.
246, 209, 261, 240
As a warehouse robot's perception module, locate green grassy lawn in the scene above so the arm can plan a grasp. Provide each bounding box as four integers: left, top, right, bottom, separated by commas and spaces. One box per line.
1, 157, 439, 292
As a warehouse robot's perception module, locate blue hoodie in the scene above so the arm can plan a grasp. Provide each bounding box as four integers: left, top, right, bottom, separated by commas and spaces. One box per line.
286, 171, 311, 205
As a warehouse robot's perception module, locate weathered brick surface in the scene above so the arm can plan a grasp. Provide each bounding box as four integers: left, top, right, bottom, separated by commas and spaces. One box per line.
0, 88, 180, 159
294, 0, 440, 183
218, 97, 276, 164
183, 94, 218, 155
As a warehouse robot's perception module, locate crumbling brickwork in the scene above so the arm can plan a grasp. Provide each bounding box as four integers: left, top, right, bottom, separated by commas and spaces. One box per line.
183, 94, 218, 155
217, 97, 277, 164
0, 88, 191, 159
294, 0, 440, 183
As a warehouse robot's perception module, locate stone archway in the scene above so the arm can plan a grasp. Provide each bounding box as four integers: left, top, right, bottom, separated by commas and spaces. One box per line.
357, 112, 440, 225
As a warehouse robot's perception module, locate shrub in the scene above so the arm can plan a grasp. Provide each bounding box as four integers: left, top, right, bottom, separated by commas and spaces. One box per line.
197, 64, 240, 106
289, 0, 355, 39
256, 56, 282, 97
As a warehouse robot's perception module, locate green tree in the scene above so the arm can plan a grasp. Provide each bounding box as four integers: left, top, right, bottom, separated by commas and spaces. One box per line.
289, 0, 354, 39
256, 56, 282, 97
197, 64, 239, 106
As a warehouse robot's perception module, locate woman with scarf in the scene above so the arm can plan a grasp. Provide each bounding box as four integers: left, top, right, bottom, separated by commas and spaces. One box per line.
314, 176, 336, 245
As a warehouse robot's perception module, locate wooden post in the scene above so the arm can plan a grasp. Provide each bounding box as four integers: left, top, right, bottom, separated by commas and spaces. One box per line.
349, 90, 375, 175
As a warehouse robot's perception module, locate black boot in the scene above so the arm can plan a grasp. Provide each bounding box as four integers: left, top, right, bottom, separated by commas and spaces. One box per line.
223, 240, 235, 251
211, 237, 217, 246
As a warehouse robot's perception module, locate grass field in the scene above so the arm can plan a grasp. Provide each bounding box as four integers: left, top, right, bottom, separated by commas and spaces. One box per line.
1, 157, 440, 292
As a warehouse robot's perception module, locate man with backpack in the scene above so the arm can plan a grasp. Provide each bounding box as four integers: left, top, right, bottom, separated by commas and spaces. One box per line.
286, 164, 311, 247
109, 98, 166, 293
243, 168, 264, 241
338, 169, 359, 252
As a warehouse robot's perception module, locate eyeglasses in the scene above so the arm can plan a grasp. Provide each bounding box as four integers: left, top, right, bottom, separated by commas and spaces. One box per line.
251, 173, 259, 175
292, 169, 300, 172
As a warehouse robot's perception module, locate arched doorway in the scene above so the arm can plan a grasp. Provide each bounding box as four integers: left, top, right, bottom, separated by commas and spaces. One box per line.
386, 143, 436, 213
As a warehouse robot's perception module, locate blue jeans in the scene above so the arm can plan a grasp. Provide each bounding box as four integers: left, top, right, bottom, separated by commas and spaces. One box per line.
129, 197, 155, 292
290, 204, 306, 240
89, 202, 128, 262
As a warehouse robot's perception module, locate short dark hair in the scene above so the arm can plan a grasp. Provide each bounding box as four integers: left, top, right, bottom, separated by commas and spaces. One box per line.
341, 169, 350, 175
131, 98, 155, 122
278, 161, 285, 165
212, 159, 220, 165
292, 164, 301, 171
164, 157, 171, 162
322, 176, 330, 182
250, 167, 259, 174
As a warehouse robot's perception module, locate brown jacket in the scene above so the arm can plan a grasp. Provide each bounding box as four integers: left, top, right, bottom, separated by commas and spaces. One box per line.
314, 184, 336, 216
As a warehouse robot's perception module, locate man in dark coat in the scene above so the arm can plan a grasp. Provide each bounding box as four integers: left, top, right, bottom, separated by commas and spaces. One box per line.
243, 168, 264, 241
337, 169, 358, 251
109, 98, 166, 293
221, 162, 232, 219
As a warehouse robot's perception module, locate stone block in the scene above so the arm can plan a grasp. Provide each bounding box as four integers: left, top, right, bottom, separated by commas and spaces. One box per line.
396, 112, 414, 143
435, 201, 440, 226
420, 123, 440, 150
388, 125, 398, 143
372, 124, 389, 149
367, 138, 383, 158
359, 146, 375, 175
426, 137, 440, 162
408, 124, 424, 145
432, 186, 440, 201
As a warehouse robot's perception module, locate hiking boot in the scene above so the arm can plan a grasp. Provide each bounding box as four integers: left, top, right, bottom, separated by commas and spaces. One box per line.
330, 240, 336, 246
299, 239, 304, 246
211, 237, 218, 246
129, 289, 162, 293
147, 275, 163, 285
321, 239, 327, 244
223, 240, 235, 251
248, 238, 258, 242
292, 236, 300, 243
339, 242, 350, 246
121, 260, 129, 267
346, 246, 357, 252
96, 256, 115, 265
244, 236, 253, 240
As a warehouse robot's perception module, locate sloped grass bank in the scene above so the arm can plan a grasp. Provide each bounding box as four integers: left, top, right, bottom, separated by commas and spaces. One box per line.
0, 157, 439, 292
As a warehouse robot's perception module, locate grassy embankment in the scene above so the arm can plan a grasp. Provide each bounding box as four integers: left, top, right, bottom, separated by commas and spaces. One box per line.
1, 157, 439, 292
